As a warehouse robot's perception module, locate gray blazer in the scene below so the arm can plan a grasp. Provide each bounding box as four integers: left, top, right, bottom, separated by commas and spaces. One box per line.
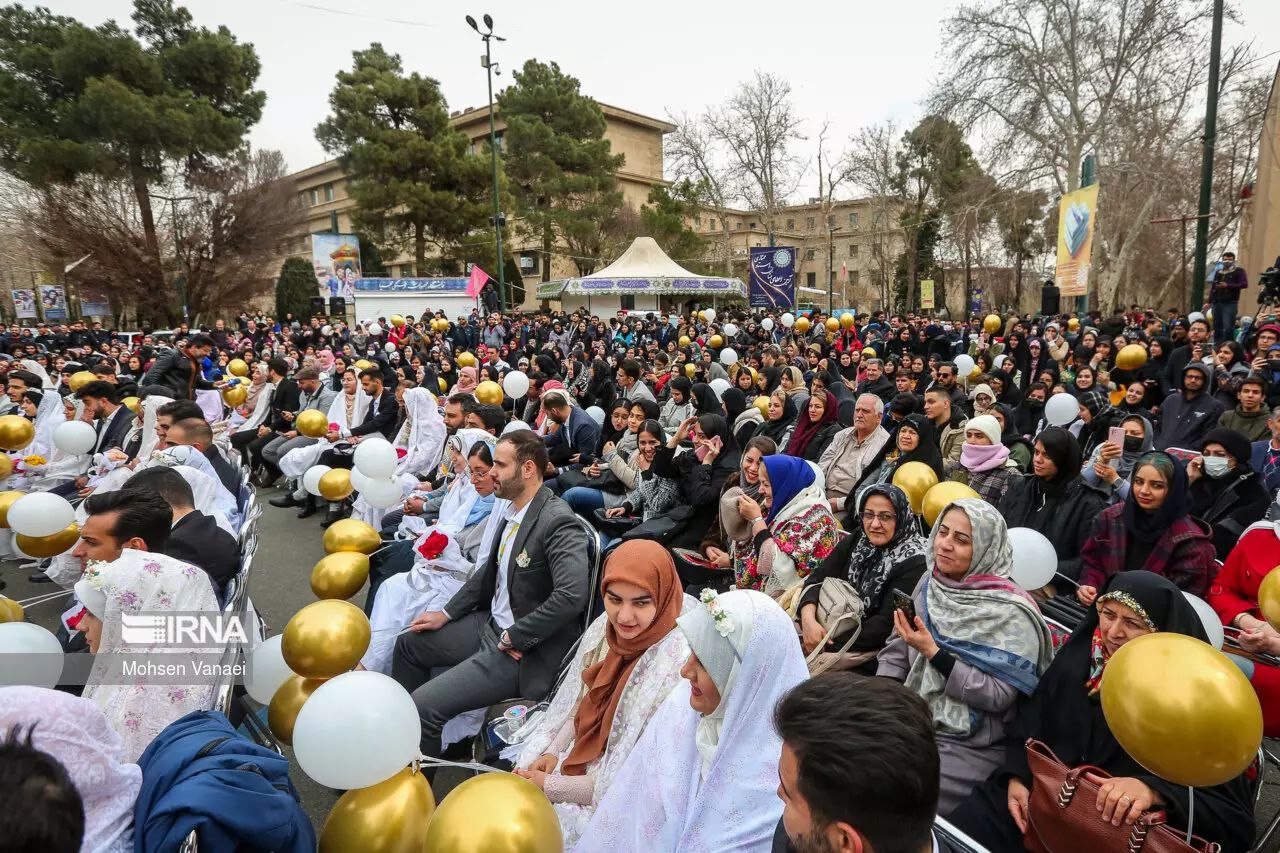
444, 486, 590, 698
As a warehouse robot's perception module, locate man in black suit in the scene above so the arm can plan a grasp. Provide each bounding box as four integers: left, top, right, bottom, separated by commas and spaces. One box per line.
73, 379, 132, 454
771, 674, 943, 853
168, 417, 240, 498
230, 358, 295, 483
391, 429, 589, 760
318, 367, 400, 468
123, 467, 238, 601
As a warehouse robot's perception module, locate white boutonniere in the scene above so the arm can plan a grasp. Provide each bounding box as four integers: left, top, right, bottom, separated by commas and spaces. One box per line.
516, 549, 530, 568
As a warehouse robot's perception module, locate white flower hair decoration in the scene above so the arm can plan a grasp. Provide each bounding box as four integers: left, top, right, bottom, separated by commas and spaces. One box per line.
700, 588, 735, 638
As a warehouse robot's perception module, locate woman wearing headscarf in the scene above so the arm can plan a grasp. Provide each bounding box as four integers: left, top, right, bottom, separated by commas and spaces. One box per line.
26, 382, 68, 459
72, 549, 222, 760
989, 404, 1033, 472
778, 365, 809, 414
278, 367, 369, 492
1186, 426, 1270, 560
225, 361, 274, 433
1137, 336, 1172, 408
877, 498, 1053, 812
689, 382, 724, 418
453, 365, 479, 396
0, 686, 142, 853
686, 437, 775, 593
352, 386, 447, 529
783, 390, 840, 462
951, 572, 1255, 853
854, 412, 946, 502
509, 541, 692, 847
659, 376, 694, 436
944, 414, 1020, 505
969, 383, 998, 418
731, 456, 836, 595
604, 398, 660, 465
652, 413, 742, 552
720, 387, 758, 449
575, 589, 807, 853
998, 426, 1108, 581
799, 483, 928, 673
752, 388, 797, 449
1077, 451, 1216, 604
1080, 413, 1153, 503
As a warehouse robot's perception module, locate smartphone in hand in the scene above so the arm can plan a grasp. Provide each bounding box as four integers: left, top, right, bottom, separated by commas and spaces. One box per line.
1107, 425, 1125, 469
891, 589, 916, 624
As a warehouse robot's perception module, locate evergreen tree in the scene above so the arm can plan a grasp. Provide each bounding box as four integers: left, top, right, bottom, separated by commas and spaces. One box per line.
276, 256, 317, 320
498, 60, 624, 280
641, 181, 709, 272
316, 45, 492, 276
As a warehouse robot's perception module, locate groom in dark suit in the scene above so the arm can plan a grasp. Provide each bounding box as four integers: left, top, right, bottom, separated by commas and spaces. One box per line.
391, 429, 590, 759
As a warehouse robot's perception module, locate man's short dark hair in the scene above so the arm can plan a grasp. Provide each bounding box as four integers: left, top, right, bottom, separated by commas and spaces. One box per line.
447, 392, 479, 414
157, 399, 203, 422
7, 369, 41, 389
82, 488, 174, 551
91, 363, 115, 377
125, 465, 194, 510
267, 357, 290, 378
171, 417, 214, 448
775, 674, 939, 852
188, 333, 215, 349
619, 359, 641, 381
500, 428, 549, 477
1240, 373, 1269, 395
295, 366, 321, 382
74, 380, 116, 402
0, 726, 85, 853
937, 361, 957, 374
358, 367, 381, 382
475, 404, 507, 434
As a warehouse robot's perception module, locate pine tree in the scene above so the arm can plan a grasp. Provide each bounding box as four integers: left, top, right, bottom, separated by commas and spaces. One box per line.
276, 256, 317, 320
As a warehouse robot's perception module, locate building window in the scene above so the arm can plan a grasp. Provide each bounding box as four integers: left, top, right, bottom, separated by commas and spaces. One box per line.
749, 221, 756, 229
519, 253, 537, 273
806, 216, 815, 230
786, 218, 794, 230
620, 294, 636, 310
805, 248, 816, 261
848, 243, 858, 257
324, 183, 334, 202
806, 272, 816, 286
709, 218, 717, 229
695, 216, 703, 228
735, 222, 742, 230
852, 270, 861, 286
849, 211, 859, 226
308, 189, 319, 206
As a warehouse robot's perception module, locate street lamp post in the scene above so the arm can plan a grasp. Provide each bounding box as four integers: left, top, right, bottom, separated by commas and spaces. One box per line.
466, 13, 507, 312
826, 222, 844, 315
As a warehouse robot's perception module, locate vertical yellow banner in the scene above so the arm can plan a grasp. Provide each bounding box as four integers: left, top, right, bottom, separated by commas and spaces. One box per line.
919, 279, 935, 310
1055, 184, 1099, 297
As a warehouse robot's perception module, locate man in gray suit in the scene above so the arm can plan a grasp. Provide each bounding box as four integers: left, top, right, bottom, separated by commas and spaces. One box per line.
391, 429, 590, 759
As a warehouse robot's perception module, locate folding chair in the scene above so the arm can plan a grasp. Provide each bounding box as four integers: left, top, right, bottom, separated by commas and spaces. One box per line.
576, 513, 603, 628
933, 816, 990, 852
1254, 742, 1280, 851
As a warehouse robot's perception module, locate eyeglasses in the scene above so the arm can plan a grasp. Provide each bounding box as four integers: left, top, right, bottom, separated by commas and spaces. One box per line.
860, 510, 897, 525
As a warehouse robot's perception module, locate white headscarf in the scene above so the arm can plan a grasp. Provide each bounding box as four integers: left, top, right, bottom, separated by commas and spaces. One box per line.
396, 387, 447, 477
327, 382, 369, 435
79, 549, 221, 761
30, 388, 68, 458
137, 394, 174, 461
20, 358, 54, 389
0, 686, 141, 853
575, 590, 807, 853
436, 428, 496, 533
149, 446, 239, 528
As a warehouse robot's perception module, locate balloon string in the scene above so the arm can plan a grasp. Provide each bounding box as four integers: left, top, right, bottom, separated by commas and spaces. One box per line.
1186, 786, 1194, 844
16, 589, 74, 607
416, 755, 507, 775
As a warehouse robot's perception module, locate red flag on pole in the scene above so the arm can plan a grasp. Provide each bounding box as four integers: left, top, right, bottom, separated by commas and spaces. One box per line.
466, 265, 490, 298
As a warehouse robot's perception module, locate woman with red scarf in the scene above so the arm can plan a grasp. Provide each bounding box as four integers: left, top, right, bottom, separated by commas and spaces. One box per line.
784, 390, 840, 462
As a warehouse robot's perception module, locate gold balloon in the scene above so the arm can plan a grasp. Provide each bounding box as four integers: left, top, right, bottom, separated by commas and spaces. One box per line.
222, 385, 247, 406
983, 314, 1002, 334
0, 490, 23, 527
310, 552, 371, 600
861, 347, 877, 357
697, 310, 707, 322
840, 312, 855, 329
318, 468, 353, 502
1109, 388, 1127, 407
296, 409, 329, 438
794, 317, 811, 333
753, 395, 771, 417
267, 675, 325, 745
0, 415, 35, 451
1101, 633, 1261, 787
323, 518, 381, 554
67, 370, 96, 392
390, 314, 406, 328
281, 599, 371, 679
684, 363, 696, 378
891, 461, 940, 514
438, 377, 447, 393
0, 454, 11, 480
354, 359, 376, 372
708, 335, 724, 349
474, 380, 504, 405
121, 396, 140, 413
456, 352, 477, 368
424, 772, 562, 853
679, 335, 691, 347
1067, 317, 1080, 332
1258, 569, 1280, 628
0, 596, 23, 623
1115, 343, 1148, 371
920, 482, 980, 528
227, 358, 250, 377
824, 317, 840, 332
16, 523, 80, 559
320, 765, 436, 853
968, 367, 983, 383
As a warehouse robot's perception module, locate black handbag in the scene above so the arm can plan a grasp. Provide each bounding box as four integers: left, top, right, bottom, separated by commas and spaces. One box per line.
621, 504, 696, 542
592, 507, 641, 539
556, 465, 624, 494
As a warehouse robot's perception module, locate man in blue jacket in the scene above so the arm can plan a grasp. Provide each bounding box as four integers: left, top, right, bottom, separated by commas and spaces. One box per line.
1153, 362, 1225, 451
541, 388, 602, 470
1250, 406, 1280, 494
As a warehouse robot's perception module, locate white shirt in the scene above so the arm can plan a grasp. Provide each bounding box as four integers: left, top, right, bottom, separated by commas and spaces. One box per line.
490, 499, 531, 631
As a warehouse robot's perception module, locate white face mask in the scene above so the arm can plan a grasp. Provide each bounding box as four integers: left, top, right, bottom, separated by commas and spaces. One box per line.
1202, 455, 1230, 478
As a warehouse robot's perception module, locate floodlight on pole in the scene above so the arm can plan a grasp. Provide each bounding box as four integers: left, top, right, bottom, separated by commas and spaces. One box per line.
465, 12, 508, 311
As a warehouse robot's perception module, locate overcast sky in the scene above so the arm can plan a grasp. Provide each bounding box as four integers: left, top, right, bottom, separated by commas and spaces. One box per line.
38, 0, 1280, 199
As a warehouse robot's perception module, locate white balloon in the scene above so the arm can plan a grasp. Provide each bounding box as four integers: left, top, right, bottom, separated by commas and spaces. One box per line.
245, 635, 292, 704
292, 671, 421, 790
1006, 528, 1058, 590
367, 322, 383, 336
7, 493, 74, 538
353, 438, 396, 479
761, 317, 775, 331
953, 354, 975, 376
585, 406, 605, 426
1188, 311, 1205, 323
349, 467, 371, 493
709, 378, 731, 398
723, 323, 738, 337
53, 420, 96, 455
0, 622, 64, 688
321, 325, 333, 336
360, 476, 405, 509
780, 312, 795, 328
1183, 592, 1225, 650
703, 308, 716, 323
302, 465, 332, 497
384, 341, 396, 352
1044, 392, 1080, 426
719, 347, 739, 366
503, 371, 530, 400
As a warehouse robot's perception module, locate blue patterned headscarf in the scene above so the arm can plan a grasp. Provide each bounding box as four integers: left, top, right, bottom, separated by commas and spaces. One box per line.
762, 455, 816, 524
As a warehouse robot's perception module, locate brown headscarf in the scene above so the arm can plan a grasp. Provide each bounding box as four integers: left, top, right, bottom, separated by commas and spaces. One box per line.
561, 540, 681, 776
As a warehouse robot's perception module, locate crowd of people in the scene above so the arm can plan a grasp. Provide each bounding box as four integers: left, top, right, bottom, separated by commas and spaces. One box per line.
5, 277, 1280, 851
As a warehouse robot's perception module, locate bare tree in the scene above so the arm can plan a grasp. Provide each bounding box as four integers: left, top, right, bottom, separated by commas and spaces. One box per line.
845, 121, 905, 310
666, 111, 737, 273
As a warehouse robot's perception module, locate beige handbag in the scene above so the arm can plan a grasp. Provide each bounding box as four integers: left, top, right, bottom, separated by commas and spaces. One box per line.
789, 578, 866, 676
